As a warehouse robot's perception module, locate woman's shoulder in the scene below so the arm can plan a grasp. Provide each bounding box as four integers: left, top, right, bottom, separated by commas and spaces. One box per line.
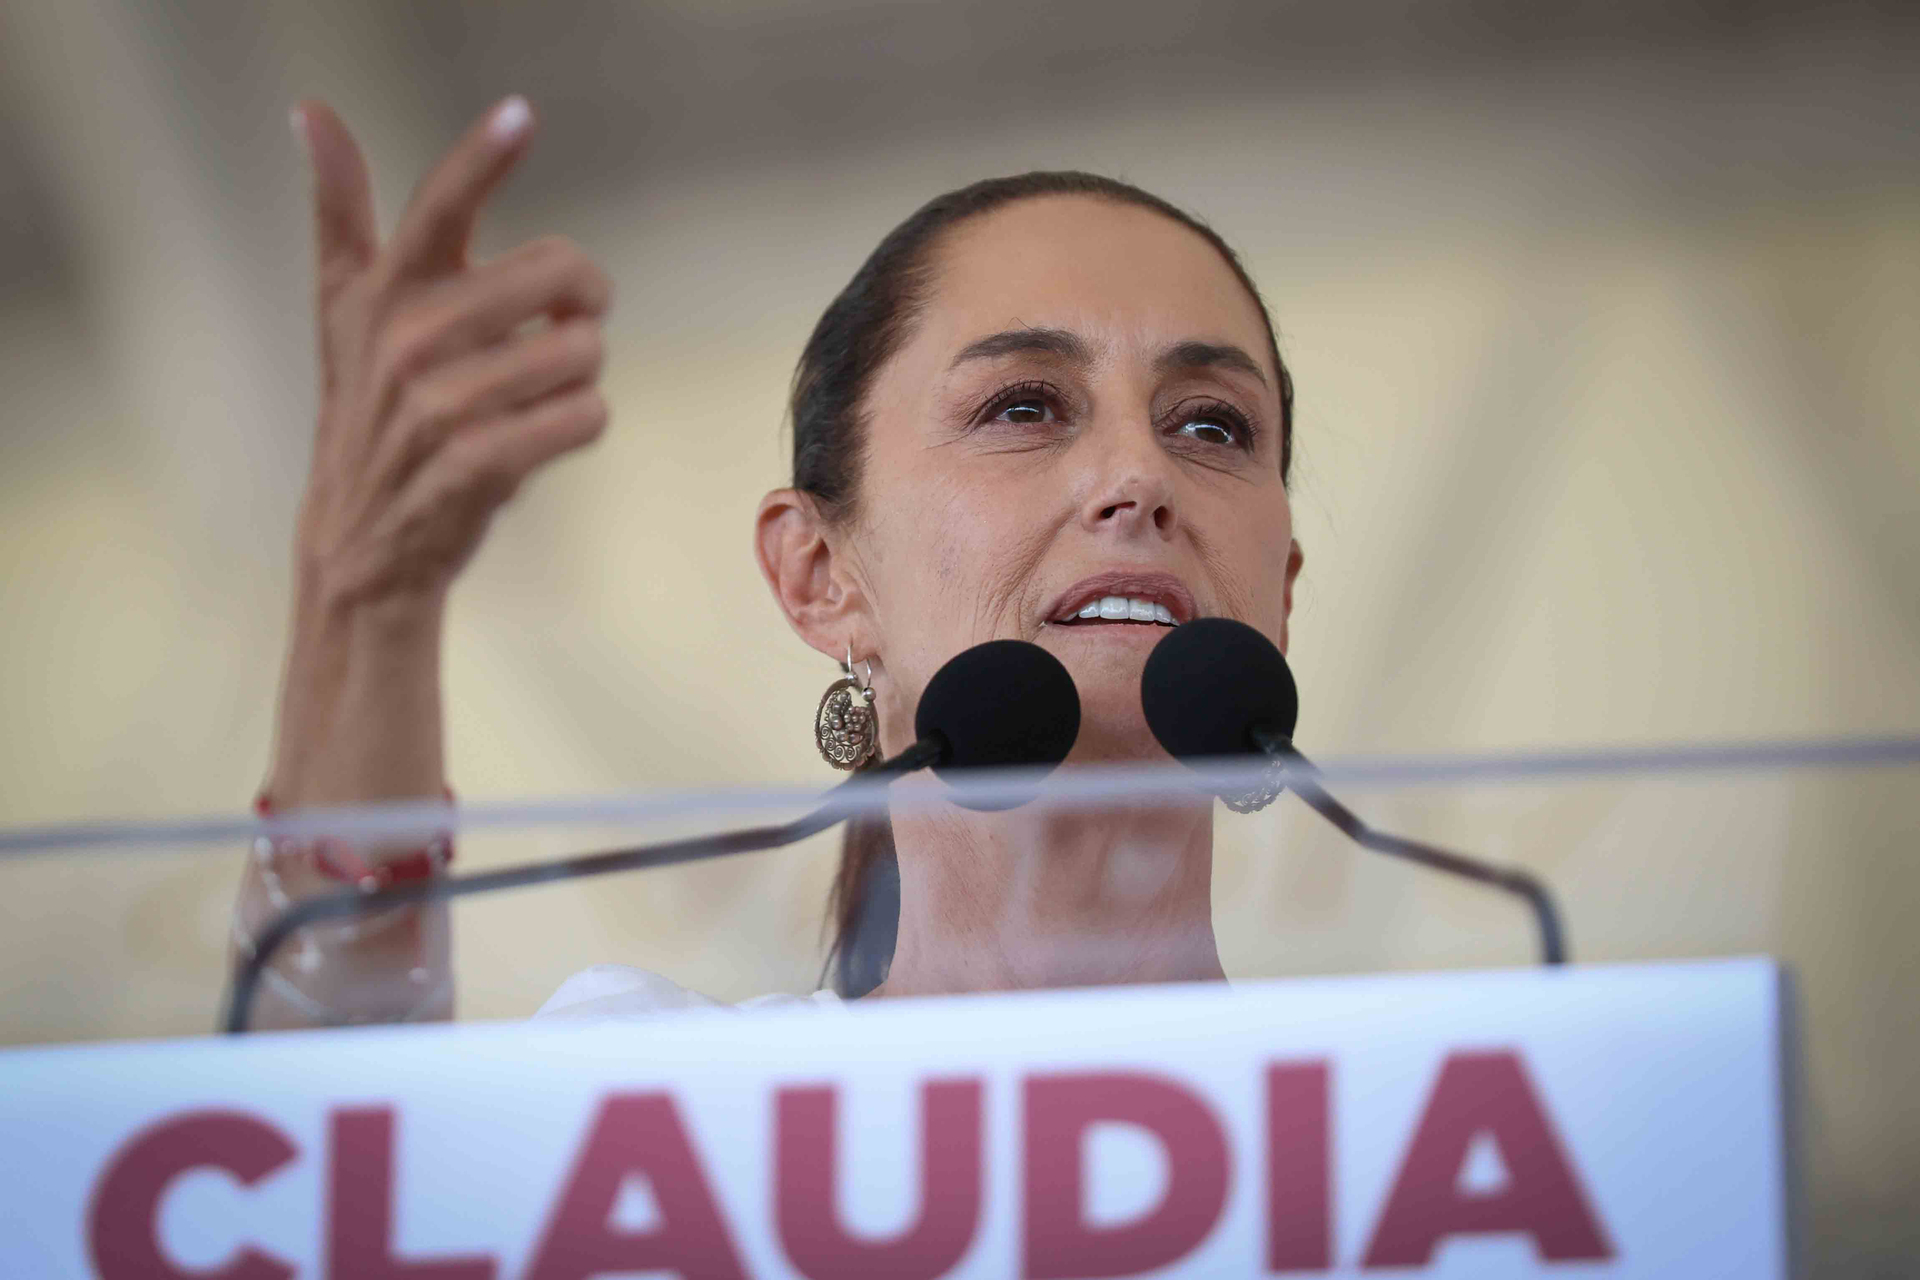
532, 963, 842, 1022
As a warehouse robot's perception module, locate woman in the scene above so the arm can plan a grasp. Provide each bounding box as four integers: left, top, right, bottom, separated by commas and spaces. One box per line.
232, 94, 1301, 1028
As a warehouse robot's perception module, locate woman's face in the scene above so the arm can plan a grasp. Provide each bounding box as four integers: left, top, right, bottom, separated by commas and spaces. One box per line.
845, 195, 1301, 763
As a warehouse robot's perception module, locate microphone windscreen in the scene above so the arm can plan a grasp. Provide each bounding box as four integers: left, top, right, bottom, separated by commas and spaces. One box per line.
1140, 617, 1299, 759
915, 640, 1080, 799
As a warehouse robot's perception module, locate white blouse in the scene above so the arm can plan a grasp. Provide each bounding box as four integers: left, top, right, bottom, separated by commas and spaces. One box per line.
533, 964, 843, 1021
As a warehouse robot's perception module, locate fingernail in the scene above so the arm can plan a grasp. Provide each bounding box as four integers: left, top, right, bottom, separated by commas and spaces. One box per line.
289, 106, 308, 150
488, 95, 531, 143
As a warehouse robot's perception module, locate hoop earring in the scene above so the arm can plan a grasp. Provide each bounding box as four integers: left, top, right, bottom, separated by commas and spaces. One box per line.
815, 645, 879, 770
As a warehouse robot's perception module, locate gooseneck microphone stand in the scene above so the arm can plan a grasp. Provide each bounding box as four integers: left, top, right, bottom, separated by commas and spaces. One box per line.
226, 636, 1085, 1034
222, 737, 944, 1034
1252, 727, 1568, 966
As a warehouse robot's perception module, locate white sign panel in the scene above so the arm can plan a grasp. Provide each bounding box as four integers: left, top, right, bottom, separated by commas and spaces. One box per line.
0, 958, 1790, 1278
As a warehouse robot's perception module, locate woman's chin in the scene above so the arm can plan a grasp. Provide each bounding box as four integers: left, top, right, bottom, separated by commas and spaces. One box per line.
1062, 691, 1174, 767
1040, 629, 1174, 761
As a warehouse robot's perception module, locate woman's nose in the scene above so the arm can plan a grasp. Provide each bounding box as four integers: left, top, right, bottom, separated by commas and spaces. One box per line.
1080, 451, 1178, 539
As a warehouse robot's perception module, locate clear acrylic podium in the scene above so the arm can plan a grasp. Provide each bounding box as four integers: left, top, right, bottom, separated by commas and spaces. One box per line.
3, 737, 1916, 1277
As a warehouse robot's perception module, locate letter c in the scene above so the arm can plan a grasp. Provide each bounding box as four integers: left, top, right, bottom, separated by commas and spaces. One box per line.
87, 1110, 297, 1280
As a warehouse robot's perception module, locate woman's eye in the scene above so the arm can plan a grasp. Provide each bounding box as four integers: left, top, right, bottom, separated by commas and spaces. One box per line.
996, 397, 1054, 425
1176, 415, 1242, 447
968, 382, 1069, 440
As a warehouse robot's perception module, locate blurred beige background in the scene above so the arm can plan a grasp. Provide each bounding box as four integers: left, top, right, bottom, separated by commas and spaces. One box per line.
0, 0, 1915, 1270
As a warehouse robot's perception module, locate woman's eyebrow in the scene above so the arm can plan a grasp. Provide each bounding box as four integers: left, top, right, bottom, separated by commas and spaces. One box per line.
949, 326, 1089, 368
947, 329, 1268, 390
1155, 340, 1269, 388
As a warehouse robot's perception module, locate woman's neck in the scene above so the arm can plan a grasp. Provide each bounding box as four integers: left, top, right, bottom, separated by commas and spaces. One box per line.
872, 797, 1223, 999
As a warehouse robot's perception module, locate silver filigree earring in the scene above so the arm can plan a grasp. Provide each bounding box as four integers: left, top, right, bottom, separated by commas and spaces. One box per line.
1221, 764, 1286, 814
815, 645, 879, 770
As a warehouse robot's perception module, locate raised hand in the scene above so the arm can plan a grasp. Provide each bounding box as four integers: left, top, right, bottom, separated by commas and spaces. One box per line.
294, 95, 611, 610
238, 96, 614, 1027
265, 95, 613, 818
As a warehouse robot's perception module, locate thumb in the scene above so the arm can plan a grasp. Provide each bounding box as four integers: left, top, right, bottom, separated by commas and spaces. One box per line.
294, 99, 378, 301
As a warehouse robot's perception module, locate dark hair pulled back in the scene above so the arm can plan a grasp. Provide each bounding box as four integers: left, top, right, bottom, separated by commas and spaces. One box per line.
791, 171, 1294, 997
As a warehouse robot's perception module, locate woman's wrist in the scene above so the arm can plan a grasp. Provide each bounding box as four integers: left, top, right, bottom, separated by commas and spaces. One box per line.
252, 788, 455, 885
295, 554, 448, 647
233, 817, 455, 1028
269, 572, 449, 810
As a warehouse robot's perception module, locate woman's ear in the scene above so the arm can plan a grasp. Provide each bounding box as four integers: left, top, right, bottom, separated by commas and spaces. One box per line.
1279, 537, 1305, 654
754, 488, 872, 660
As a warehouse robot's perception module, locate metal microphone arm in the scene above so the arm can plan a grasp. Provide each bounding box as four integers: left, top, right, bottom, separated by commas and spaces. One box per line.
222, 736, 945, 1034
1250, 727, 1568, 966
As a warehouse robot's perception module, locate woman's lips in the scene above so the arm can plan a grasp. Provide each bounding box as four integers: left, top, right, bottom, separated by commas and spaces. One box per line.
1058, 594, 1177, 626
1045, 572, 1197, 626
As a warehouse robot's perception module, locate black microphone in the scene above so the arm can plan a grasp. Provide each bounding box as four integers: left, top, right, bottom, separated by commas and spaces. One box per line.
224, 640, 1081, 1033
1141, 617, 1568, 966
919, 638, 1081, 809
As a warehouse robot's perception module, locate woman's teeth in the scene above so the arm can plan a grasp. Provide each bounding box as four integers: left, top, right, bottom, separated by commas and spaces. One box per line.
1073, 596, 1176, 625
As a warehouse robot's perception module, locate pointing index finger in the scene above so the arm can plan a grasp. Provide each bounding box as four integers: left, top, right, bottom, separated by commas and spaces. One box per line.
387, 95, 535, 283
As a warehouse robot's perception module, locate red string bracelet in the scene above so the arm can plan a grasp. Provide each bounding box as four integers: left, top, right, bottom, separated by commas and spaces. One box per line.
253, 787, 455, 892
